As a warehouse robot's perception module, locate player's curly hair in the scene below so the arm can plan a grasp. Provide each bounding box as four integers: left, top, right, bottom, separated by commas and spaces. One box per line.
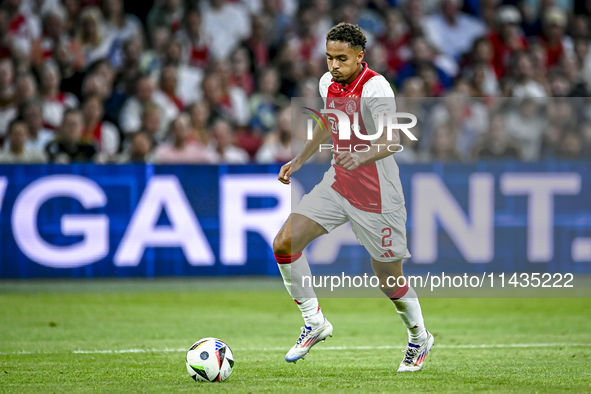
326, 23, 367, 51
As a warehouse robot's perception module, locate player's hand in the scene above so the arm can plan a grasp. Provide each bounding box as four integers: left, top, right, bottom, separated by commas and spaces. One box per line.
332, 150, 362, 171
278, 160, 301, 184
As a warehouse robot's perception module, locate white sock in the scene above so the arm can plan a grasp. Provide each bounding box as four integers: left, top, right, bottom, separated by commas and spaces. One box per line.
389, 284, 428, 345
276, 252, 325, 329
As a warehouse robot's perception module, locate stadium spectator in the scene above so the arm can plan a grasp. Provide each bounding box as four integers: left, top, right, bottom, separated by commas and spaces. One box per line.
541, 8, 571, 69
260, 0, 293, 48
140, 26, 170, 76
62, 0, 81, 35
504, 98, 547, 161
176, 7, 210, 69
102, 0, 143, 68
3, 0, 41, 60
147, 0, 185, 35
200, 0, 251, 61
424, 0, 486, 60
75, 7, 115, 67
202, 70, 249, 127
154, 113, 217, 163
53, 40, 85, 100
82, 95, 120, 160
39, 60, 78, 129
119, 74, 179, 140
230, 47, 255, 96
473, 114, 520, 160
0, 119, 46, 163
395, 36, 453, 93
160, 38, 204, 106
288, 7, 325, 63
255, 105, 292, 164
424, 89, 489, 159
478, 0, 500, 30
0, 58, 16, 138
510, 52, 548, 98
465, 37, 500, 96
249, 66, 288, 134
33, 7, 83, 69
159, 64, 183, 111
427, 123, 461, 162
489, 5, 528, 78
139, 103, 162, 142
14, 72, 37, 104
209, 118, 249, 164
557, 130, 583, 159
187, 101, 210, 145
16, 99, 54, 152
116, 131, 154, 163
244, 15, 271, 71
46, 108, 97, 163
0, 8, 13, 61
378, 9, 411, 76
528, 38, 550, 85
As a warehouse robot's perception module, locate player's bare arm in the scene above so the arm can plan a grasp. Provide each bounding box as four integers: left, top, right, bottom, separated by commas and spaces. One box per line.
332, 127, 401, 171
278, 114, 331, 184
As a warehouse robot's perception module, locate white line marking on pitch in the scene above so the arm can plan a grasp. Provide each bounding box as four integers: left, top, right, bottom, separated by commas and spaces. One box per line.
1, 343, 590, 356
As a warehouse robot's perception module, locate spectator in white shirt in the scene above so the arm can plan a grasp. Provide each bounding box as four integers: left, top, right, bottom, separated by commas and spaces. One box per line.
74, 7, 115, 67
200, 0, 251, 61
154, 113, 217, 164
424, 0, 486, 60
119, 74, 179, 140
209, 118, 249, 164
82, 95, 120, 160
505, 98, 547, 161
11, 99, 54, 152
0, 58, 16, 138
511, 52, 548, 99
39, 59, 78, 129
0, 119, 47, 163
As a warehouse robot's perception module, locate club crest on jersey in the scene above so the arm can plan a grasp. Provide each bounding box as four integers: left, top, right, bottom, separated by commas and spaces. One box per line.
345, 100, 357, 115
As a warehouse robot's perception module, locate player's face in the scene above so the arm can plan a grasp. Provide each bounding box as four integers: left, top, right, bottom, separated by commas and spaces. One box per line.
326, 40, 364, 84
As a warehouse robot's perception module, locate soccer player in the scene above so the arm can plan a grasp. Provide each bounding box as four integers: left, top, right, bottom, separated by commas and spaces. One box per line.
273, 23, 434, 372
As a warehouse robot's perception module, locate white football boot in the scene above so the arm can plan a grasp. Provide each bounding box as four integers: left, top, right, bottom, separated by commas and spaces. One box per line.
285, 318, 333, 363
397, 331, 434, 372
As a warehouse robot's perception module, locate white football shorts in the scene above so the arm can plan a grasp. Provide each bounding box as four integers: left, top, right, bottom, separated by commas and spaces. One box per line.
293, 178, 411, 262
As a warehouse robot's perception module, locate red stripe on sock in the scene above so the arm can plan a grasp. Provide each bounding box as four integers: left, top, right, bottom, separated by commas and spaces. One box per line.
388, 282, 409, 300
275, 252, 302, 264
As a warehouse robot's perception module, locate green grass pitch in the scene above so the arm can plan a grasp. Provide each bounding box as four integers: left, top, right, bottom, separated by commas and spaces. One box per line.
1, 278, 590, 393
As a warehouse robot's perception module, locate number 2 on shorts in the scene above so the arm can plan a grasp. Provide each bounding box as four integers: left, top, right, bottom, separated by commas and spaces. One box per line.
381, 227, 392, 247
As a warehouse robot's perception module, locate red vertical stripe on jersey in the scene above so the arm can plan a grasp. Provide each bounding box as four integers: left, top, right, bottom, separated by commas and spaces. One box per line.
326, 63, 384, 213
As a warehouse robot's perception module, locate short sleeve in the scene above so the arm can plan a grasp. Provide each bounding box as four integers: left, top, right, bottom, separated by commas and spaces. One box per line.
362, 75, 397, 133
319, 72, 332, 107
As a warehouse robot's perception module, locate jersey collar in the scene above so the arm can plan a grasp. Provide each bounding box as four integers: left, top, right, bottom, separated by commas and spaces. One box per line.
333, 62, 369, 92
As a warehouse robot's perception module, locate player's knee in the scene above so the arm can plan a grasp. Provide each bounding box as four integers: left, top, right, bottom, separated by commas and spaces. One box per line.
273, 233, 292, 256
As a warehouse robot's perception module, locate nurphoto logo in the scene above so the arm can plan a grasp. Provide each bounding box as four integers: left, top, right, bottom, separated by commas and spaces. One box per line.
303, 106, 418, 153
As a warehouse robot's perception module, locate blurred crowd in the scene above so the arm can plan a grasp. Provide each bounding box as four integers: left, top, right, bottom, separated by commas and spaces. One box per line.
0, 0, 591, 164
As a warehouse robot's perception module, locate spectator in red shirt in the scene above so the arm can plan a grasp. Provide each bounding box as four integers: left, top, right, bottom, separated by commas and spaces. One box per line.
488, 5, 528, 78
377, 9, 411, 76
159, 65, 184, 111
541, 7, 569, 69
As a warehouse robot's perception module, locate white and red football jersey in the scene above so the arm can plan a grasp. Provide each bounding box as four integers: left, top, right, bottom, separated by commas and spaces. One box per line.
319, 62, 405, 214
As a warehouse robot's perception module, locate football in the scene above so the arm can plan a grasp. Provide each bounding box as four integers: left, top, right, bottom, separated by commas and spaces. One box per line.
186, 338, 235, 382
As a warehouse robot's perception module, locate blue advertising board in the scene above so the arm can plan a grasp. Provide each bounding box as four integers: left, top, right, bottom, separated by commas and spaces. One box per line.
0, 162, 590, 278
